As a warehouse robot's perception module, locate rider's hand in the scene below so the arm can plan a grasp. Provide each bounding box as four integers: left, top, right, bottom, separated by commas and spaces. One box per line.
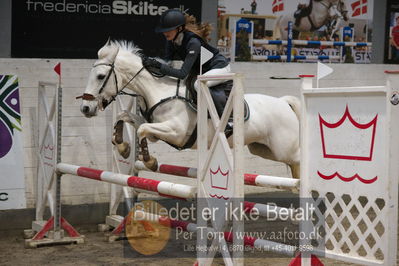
143, 57, 162, 70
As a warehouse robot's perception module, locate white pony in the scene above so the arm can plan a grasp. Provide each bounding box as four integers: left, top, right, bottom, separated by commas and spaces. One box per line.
79, 40, 301, 178
274, 0, 349, 41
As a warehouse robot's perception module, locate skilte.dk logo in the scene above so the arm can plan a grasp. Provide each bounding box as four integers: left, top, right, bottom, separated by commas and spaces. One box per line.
25, 0, 187, 16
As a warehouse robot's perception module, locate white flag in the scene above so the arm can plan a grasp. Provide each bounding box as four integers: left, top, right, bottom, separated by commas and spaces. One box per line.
200, 46, 213, 75
317, 61, 333, 80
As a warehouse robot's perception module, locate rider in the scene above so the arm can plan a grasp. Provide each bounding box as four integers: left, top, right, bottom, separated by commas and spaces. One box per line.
142, 9, 231, 94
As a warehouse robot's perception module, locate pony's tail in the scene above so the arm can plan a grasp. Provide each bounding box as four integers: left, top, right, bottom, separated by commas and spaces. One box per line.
272, 15, 283, 40
281, 95, 301, 121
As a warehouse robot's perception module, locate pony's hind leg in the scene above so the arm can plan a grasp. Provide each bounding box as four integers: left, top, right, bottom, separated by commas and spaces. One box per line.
247, 143, 276, 161
289, 163, 300, 179
248, 142, 300, 179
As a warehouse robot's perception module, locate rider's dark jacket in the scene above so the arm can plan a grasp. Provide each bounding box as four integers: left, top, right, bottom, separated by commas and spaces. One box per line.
159, 31, 229, 80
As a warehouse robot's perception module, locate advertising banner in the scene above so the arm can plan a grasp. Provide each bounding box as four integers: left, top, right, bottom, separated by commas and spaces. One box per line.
0, 75, 26, 210
217, 0, 373, 63
12, 0, 202, 58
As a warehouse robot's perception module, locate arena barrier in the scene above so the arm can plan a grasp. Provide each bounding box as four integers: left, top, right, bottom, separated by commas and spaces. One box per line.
29, 72, 398, 266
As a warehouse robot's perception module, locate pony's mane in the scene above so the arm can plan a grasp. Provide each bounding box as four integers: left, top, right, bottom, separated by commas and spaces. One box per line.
110, 40, 142, 57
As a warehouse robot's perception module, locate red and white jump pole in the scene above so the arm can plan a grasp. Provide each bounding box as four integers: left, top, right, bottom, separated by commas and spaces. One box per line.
134, 161, 300, 190
56, 163, 196, 200
57, 163, 295, 220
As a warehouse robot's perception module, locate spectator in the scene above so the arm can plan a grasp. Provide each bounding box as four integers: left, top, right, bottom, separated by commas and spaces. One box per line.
251, 0, 257, 14
320, 36, 328, 50
391, 16, 399, 61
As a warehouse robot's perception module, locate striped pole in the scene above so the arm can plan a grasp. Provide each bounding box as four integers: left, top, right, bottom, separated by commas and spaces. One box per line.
56, 163, 196, 200
57, 163, 296, 220
133, 210, 296, 257
253, 39, 372, 47
252, 55, 341, 61
134, 161, 300, 190
57, 163, 297, 220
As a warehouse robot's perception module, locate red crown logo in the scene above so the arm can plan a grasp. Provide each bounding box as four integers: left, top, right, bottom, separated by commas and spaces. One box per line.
43, 144, 54, 161
210, 166, 229, 190
319, 105, 378, 161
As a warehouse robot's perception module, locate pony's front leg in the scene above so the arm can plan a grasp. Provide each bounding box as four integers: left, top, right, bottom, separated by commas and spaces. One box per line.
112, 120, 131, 159
137, 122, 182, 172
112, 111, 146, 159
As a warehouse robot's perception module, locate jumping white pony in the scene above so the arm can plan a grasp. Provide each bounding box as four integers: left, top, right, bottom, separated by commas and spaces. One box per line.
78, 40, 301, 178
274, 0, 349, 41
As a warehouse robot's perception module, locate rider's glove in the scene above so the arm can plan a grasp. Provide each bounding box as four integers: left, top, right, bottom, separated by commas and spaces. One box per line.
142, 57, 162, 70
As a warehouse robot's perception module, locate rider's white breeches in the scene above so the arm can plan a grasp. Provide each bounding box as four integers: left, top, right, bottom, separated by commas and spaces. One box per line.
194, 64, 231, 91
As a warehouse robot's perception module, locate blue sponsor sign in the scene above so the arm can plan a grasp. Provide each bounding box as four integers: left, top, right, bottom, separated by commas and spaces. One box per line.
343, 26, 353, 40
236, 18, 252, 33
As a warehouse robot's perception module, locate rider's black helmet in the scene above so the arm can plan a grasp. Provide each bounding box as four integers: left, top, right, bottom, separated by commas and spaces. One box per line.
155, 9, 186, 33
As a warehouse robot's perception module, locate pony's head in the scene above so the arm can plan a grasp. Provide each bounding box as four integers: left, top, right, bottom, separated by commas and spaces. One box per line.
337, 0, 349, 21
78, 39, 144, 117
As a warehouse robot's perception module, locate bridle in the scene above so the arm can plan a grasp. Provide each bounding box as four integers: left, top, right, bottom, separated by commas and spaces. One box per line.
76, 61, 145, 110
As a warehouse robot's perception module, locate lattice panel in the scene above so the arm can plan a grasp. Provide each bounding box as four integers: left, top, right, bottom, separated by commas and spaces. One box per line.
311, 190, 386, 263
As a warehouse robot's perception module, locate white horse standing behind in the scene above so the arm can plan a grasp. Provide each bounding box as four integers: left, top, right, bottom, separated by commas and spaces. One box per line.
274, 0, 349, 40
78, 40, 301, 178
